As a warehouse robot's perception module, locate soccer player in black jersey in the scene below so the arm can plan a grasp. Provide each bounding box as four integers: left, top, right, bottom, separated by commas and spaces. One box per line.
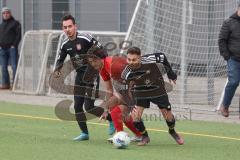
121, 47, 184, 146
54, 14, 115, 141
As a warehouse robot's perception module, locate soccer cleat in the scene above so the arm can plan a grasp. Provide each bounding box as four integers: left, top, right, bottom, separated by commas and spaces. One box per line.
73, 132, 89, 141
169, 129, 184, 145
137, 136, 150, 146
108, 121, 116, 135
220, 105, 229, 117
130, 136, 142, 142
107, 137, 113, 144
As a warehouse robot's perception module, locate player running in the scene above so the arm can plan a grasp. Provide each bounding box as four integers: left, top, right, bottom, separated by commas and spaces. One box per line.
54, 14, 115, 141
86, 48, 143, 142
121, 47, 184, 146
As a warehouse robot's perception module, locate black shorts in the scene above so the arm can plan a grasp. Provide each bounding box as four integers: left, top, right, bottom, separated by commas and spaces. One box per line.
117, 89, 135, 107
135, 94, 171, 110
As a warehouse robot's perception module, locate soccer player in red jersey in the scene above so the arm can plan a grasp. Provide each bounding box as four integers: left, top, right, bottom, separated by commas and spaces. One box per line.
87, 51, 143, 142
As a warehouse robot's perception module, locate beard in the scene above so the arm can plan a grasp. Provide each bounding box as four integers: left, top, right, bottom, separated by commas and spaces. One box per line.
129, 63, 141, 70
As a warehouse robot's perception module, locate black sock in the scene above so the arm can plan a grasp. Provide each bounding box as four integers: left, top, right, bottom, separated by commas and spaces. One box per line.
106, 113, 112, 121
74, 95, 90, 134
133, 120, 148, 137
75, 113, 89, 134
78, 121, 89, 134
166, 118, 175, 131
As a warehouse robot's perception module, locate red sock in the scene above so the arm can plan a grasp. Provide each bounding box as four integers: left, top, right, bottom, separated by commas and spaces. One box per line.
124, 116, 142, 137
110, 105, 123, 132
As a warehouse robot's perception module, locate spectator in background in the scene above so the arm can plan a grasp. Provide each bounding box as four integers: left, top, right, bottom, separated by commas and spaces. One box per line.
0, 7, 21, 89
218, 2, 240, 117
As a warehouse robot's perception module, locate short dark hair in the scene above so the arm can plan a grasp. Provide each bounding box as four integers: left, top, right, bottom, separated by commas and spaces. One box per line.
127, 46, 141, 56
61, 14, 76, 24
88, 49, 107, 59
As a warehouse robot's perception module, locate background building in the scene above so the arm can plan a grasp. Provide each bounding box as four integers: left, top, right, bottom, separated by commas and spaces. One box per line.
0, 0, 137, 33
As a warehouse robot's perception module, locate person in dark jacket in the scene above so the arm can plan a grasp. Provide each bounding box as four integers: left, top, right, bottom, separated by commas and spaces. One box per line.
218, 2, 240, 117
0, 7, 21, 89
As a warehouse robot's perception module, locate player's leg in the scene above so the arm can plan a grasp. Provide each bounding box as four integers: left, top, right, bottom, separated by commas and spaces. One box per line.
110, 103, 136, 133
72, 73, 90, 141
114, 91, 142, 138
73, 94, 89, 141
120, 105, 142, 138
108, 104, 143, 143
110, 105, 124, 132
84, 85, 115, 135
106, 104, 125, 143
100, 94, 131, 139
152, 95, 184, 145
160, 108, 184, 145
131, 99, 150, 146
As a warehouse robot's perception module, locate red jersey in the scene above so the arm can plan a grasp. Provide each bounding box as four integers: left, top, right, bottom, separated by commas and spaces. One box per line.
100, 56, 127, 82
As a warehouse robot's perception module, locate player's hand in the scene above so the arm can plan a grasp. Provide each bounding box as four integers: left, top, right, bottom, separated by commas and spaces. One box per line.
169, 79, 176, 85
99, 111, 109, 122
54, 70, 61, 78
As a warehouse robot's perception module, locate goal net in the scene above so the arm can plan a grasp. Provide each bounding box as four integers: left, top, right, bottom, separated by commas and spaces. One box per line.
122, 0, 240, 109
13, 30, 61, 95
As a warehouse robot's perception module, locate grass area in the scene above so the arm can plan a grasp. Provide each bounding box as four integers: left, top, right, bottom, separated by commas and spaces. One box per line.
0, 101, 240, 160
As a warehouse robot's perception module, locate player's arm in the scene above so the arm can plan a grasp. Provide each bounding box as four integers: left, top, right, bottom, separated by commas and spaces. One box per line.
104, 80, 114, 99
98, 80, 119, 122
163, 54, 177, 84
54, 46, 67, 77
102, 79, 120, 107
98, 68, 118, 110
154, 53, 177, 83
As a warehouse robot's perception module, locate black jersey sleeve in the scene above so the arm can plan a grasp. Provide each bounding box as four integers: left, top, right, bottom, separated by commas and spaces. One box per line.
55, 44, 68, 71
162, 55, 177, 80
154, 53, 177, 80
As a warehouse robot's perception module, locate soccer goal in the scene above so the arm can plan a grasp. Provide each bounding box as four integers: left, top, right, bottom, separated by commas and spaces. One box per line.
12, 30, 62, 95
122, 0, 240, 109
12, 30, 126, 96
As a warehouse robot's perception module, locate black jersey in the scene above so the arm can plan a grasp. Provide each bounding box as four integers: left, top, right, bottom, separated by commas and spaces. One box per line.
121, 52, 177, 98
121, 52, 177, 81
122, 62, 166, 98
55, 32, 101, 72
141, 52, 177, 80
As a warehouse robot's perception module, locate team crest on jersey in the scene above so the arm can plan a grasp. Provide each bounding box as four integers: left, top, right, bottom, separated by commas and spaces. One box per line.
76, 44, 81, 50
145, 79, 151, 85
